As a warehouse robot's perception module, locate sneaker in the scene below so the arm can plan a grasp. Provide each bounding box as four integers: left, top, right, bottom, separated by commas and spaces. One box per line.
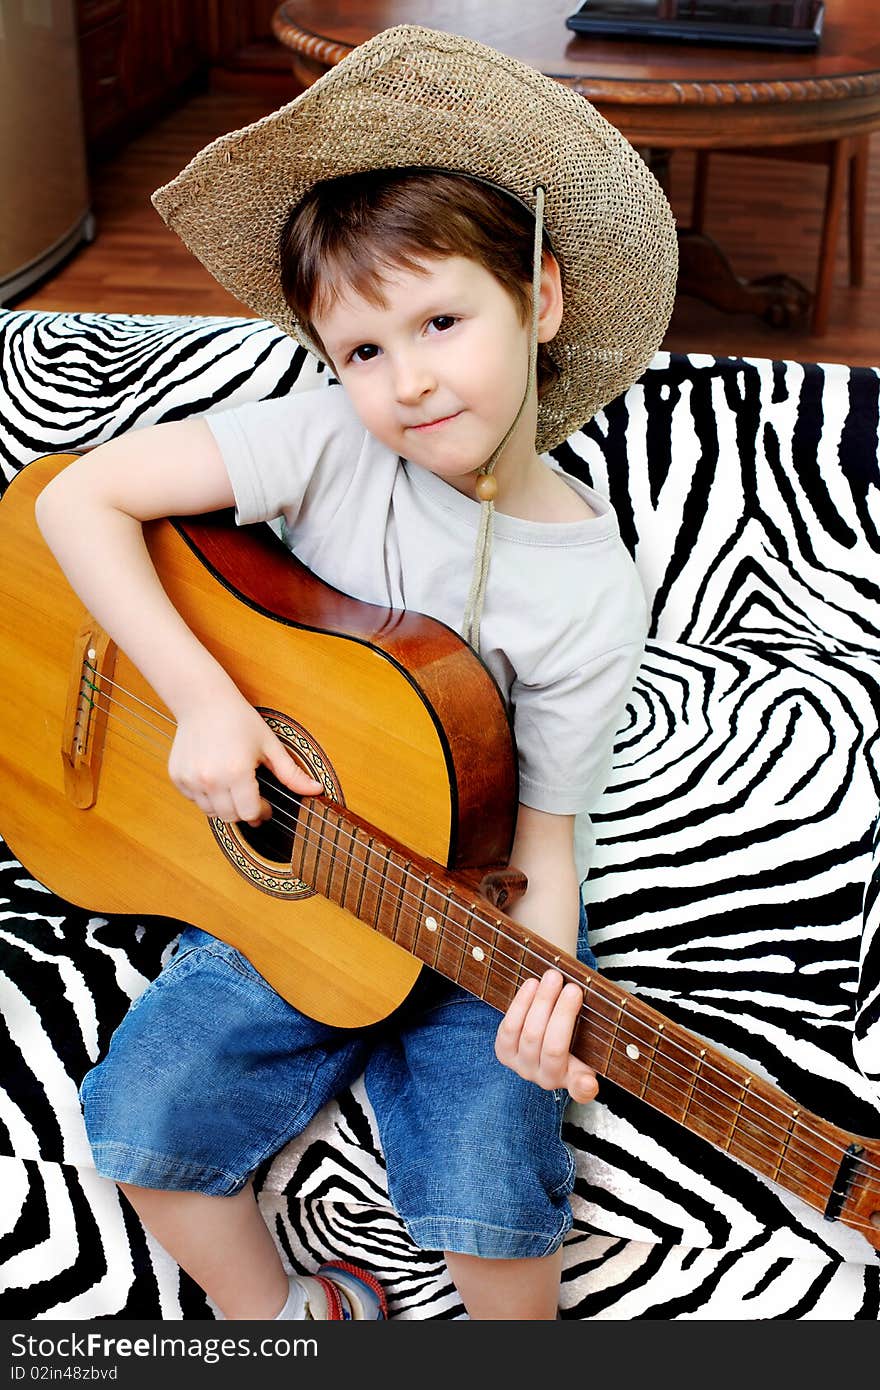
315, 1260, 388, 1320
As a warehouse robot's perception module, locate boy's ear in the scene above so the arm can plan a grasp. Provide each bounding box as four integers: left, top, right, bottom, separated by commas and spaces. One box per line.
537, 252, 564, 343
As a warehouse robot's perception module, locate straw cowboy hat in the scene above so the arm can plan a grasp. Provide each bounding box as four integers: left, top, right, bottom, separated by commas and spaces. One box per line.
152, 23, 678, 454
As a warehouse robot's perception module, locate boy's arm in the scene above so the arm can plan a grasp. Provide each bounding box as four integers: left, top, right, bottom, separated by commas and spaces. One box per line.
35, 420, 321, 823
493, 805, 599, 1104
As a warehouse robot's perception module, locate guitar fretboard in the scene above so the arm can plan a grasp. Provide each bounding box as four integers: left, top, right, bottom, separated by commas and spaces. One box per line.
291, 797, 866, 1227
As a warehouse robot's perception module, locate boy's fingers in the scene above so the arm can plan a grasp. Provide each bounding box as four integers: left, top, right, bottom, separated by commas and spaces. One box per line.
496, 976, 540, 1056
506, 970, 567, 1069
538, 981, 585, 1081
496, 971, 599, 1099
520, 969, 567, 1048
234, 781, 270, 826
566, 1060, 599, 1104
263, 738, 323, 796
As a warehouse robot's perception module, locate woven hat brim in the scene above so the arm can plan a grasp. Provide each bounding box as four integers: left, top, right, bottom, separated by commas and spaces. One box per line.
152, 24, 678, 451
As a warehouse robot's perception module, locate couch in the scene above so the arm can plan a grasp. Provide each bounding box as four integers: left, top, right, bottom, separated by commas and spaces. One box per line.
1, 308, 878, 1319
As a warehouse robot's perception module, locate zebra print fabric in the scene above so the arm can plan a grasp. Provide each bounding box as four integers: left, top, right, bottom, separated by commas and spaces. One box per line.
1, 309, 878, 1318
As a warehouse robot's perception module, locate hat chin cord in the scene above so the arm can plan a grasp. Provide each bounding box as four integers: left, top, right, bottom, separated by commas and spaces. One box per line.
461, 185, 546, 653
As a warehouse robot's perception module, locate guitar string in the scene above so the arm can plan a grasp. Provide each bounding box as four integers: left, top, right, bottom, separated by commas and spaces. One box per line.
82, 700, 171, 753
82, 681, 880, 1199
84, 696, 880, 1219
84, 686, 880, 1196
83, 670, 176, 726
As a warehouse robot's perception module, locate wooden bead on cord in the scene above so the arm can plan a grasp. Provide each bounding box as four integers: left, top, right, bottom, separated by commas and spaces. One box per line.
475, 472, 498, 502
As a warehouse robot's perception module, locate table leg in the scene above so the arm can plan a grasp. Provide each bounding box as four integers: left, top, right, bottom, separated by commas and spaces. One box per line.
643, 146, 812, 330
812, 137, 851, 336
850, 135, 870, 289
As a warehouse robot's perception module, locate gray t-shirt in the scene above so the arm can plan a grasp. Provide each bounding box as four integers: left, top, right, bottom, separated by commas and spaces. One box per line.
206, 385, 647, 879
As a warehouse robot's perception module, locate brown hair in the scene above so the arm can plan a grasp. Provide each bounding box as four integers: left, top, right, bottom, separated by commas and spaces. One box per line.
279, 168, 560, 394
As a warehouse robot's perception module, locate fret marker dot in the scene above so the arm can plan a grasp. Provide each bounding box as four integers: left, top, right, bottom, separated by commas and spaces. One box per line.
626, 1044, 640, 1061
425, 917, 438, 932
472, 946, 485, 962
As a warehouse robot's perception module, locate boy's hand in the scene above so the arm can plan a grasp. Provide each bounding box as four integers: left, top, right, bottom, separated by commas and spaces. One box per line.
495, 969, 599, 1104
168, 691, 322, 825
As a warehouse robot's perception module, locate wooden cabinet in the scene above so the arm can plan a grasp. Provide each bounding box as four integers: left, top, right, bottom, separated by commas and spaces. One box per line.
76, 1, 212, 153
76, 5, 129, 145
76, 2, 289, 155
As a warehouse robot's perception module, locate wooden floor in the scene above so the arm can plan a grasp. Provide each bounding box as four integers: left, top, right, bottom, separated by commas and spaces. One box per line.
13, 80, 880, 370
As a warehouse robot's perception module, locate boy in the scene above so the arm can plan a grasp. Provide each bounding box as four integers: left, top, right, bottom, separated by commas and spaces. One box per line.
34, 26, 677, 1319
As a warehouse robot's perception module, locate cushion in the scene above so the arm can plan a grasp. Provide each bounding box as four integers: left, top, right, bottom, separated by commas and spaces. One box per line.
1, 309, 878, 1318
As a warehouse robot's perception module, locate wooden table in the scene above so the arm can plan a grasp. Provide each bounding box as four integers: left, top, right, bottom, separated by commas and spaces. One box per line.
271, 0, 880, 334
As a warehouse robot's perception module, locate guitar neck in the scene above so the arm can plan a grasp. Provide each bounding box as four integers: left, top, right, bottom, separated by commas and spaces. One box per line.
295, 796, 880, 1251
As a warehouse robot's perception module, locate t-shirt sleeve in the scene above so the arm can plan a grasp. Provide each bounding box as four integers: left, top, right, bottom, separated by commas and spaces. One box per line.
204, 384, 367, 530
513, 638, 644, 817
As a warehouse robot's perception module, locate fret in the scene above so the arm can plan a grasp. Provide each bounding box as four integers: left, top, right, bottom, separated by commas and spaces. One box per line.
366, 838, 388, 928
773, 1108, 800, 1184
677, 1050, 746, 1150
390, 860, 418, 952
600, 1005, 659, 1099
351, 831, 369, 920
513, 936, 533, 1008
604, 999, 626, 1075
776, 1113, 824, 1204
409, 876, 435, 967
519, 938, 544, 989
641, 1024, 701, 1121
455, 903, 493, 999
681, 1048, 706, 1128
458, 902, 474, 978
584, 1004, 706, 1126
351, 822, 369, 922
355, 833, 377, 925
337, 812, 354, 912
371, 846, 393, 934
723, 1088, 786, 1182
324, 815, 344, 904
434, 891, 470, 982
571, 979, 623, 1075
297, 799, 320, 888
638, 1021, 662, 1100
723, 1076, 752, 1153
651, 1030, 777, 1171
382, 849, 411, 949
390, 854, 411, 948
481, 919, 503, 1007
291, 796, 311, 883
310, 805, 336, 899
778, 1115, 840, 1208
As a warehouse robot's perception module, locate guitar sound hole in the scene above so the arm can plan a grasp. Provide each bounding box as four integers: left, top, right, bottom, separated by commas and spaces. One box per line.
236, 767, 301, 866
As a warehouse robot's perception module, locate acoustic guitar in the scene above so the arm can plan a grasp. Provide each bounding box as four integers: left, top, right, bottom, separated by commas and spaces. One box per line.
2, 453, 879, 1253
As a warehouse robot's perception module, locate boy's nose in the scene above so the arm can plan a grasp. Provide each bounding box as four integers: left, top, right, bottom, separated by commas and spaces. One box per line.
393, 355, 434, 405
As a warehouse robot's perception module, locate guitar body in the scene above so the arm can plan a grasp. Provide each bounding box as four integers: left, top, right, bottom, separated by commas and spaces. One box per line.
0, 454, 518, 1027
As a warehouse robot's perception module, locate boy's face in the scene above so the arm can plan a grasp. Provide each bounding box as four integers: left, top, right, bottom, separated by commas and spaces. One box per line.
311, 255, 537, 492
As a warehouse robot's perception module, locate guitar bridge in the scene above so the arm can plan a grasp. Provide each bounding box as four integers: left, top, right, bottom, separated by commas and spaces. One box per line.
61, 618, 117, 808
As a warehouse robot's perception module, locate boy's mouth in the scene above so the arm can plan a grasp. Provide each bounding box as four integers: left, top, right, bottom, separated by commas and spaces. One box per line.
407, 411, 462, 432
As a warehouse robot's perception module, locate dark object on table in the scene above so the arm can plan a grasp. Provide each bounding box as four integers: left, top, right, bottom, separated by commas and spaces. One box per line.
566, 1, 825, 51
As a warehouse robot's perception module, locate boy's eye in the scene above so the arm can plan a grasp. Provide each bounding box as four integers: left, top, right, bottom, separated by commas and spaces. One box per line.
350, 343, 380, 364
429, 316, 457, 333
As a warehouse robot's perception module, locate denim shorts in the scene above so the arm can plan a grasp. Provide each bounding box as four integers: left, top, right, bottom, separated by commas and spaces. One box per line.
80, 903, 595, 1259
